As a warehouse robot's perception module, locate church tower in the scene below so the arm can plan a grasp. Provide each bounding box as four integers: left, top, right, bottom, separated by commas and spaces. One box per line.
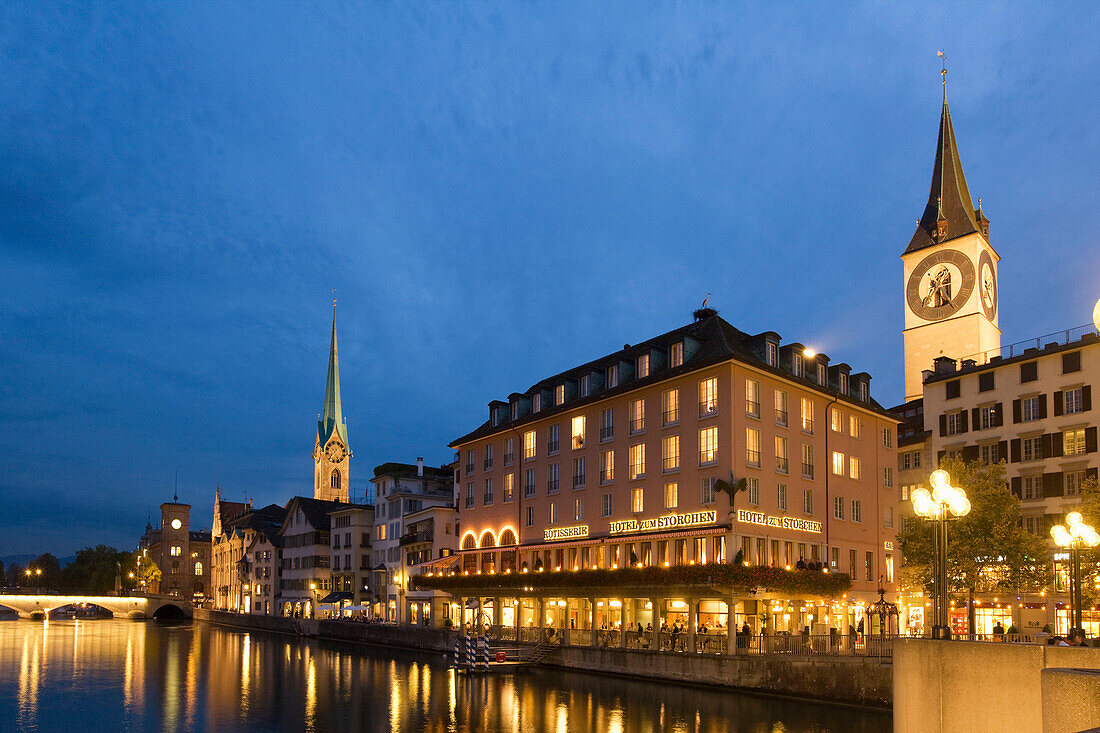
314, 309, 350, 501
902, 82, 1000, 401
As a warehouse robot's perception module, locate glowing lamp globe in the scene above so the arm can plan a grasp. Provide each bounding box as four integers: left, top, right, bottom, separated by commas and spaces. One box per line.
929, 469, 951, 490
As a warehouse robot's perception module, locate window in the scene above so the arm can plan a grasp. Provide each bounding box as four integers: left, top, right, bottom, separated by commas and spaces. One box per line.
465, 449, 475, 474
504, 437, 515, 465
170, 546, 182, 557
980, 443, 1001, 465
849, 416, 862, 438
1064, 387, 1084, 414
747, 477, 759, 506
831, 410, 843, 432
555, 384, 565, 405
839, 373, 849, 395
484, 443, 494, 469
1065, 470, 1086, 496
831, 547, 840, 569
851, 499, 862, 523
881, 427, 893, 448
696, 426, 717, 465
865, 552, 874, 581
571, 415, 586, 449
629, 443, 645, 479
483, 478, 493, 505
1022, 475, 1042, 500
946, 411, 964, 434
801, 398, 814, 433
631, 487, 644, 513
766, 341, 778, 366
849, 457, 861, 480
662, 389, 679, 426
548, 502, 558, 524
664, 482, 678, 509
465, 483, 474, 509
662, 435, 680, 472
580, 374, 590, 397
548, 424, 560, 454
1021, 396, 1042, 422
510, 402, 518, 421
979, 404, 998, 429
979, 372, 995, 392
746, 379, 760, 417
801, 443, 814, 479
777, 483, 788, 511
833, 496, 845, 520
573, 498, 584, 522
817, 363, 826, 384
637, 353, 650, 378
607, 364, 619, 388
902, 451, 921, 470
523, 430, 536, 461
629, 399, 645, 434
1020, 361, 1038, 383
331, 469, 341, 489
601, 493, 613, 517
832, 451, 844, 476
701, 477, 716, 504
803, 489, 813, 514
792, 353, 803, 378
504, 473, 514, 502
859, 382, 869, 402
746, 428, 761, 467
533, 392, 542, 413
572, 457, 586, 488
883, 467, 894, 488
884, 506, 894, 529
600, 450, 614, 483
600, 408, 614, 441
1064, 428, 1086, 456
1022, 436, 1042, 462
775, 390, 788, 426
525, 506, 534, 527
1063, 351, 1082, 374
670, 342, 684, 367
946, 379, 960, 399
699, 377, 718, 416
775, 436, 789, 473
524, 469, 536, 498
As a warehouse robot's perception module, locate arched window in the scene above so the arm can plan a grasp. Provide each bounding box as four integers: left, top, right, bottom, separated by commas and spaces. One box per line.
461, 532, 478, 550
331, 470, 341, 490
194, 562, 203, 576
479, 530, 496, 548
499, 528, 517, 546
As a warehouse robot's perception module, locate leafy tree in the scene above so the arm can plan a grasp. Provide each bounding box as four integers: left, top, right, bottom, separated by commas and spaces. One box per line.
136, 554, 161, 592
59, 546, 131, 594
898, 457, 1050, 633
1068, 476, 1100, 607
31, 553, 62, 589
8, 563, 25, 587
0, 563, 6, 587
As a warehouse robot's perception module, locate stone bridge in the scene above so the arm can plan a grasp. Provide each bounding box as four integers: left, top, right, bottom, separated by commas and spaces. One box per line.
0, 593, 192, 619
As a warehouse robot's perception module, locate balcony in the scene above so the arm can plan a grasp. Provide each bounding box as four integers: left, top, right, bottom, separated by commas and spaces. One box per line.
662, 409, 679, 426
776, 457, 789, 474
600, 426, 614, 441
802, 463, 815, 479
400, 530, 433, 546
547, 480, 559, 494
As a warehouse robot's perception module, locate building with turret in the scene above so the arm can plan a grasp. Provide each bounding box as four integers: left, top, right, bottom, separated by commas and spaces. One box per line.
314, 309, 351, 502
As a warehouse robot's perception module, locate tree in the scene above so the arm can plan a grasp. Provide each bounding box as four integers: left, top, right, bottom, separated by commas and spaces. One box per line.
60, 546, 131, 594
31, 553, 62, 590
898, 457, 1050, 633
8, 563, 25, 587
1068, 476, 1100, 607
0, 563, 6, 587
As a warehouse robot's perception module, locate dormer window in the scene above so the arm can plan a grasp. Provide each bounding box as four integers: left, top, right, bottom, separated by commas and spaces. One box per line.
533, 393, 542, 413
510, 402, 518, 420
580, 374, 591, 397
817, 364, 826, 384
766, 341, 778, 367
859, 381, 869, 402
793, 354, 803, 378
607, 364, 619, 388
637, 354, 650, 378
670, 342, 683, 368
839, 373, 849, 395
555, 384, 565, 405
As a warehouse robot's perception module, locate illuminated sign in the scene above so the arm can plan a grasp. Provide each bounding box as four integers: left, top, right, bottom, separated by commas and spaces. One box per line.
1054, 552, 1069, 561
736, 509, 822, 534
884, 541, 894, 550
543, 525, 589, 541
609, 510, 717, 535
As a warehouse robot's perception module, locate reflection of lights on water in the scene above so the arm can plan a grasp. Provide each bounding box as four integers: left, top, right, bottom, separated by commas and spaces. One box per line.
241, 633, 251, 713
389, 660, 400, 732
448, 667, 456, 722
556, 702, 568, 732
18, 630, 40, 729
608, 706, 624, 733
305, 655, 317, 728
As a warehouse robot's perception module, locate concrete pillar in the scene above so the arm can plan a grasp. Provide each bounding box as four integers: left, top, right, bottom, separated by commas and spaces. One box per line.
688, 597, 697, 653
493, 596, 502, 633
562, 598, 571, 646
620, 598, 627, 648
650, 597, 660, 651
728, 593, 738, 654
589, 597, 597, 647
537, 596, 545, 641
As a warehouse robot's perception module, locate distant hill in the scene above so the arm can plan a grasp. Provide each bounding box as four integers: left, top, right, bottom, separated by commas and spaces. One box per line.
1, 554, 77, 569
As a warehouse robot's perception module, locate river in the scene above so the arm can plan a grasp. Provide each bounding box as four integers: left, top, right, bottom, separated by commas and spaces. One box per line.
0, 619, 891, 732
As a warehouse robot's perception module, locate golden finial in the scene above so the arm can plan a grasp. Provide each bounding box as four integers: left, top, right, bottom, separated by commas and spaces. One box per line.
332, 288, 337, 311
938, 50, 947, 99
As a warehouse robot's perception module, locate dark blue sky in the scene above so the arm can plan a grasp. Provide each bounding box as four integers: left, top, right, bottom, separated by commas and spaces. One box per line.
2, 3, 1098, 556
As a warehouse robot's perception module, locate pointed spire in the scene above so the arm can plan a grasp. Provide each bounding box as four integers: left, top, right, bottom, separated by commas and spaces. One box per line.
905, 91, 984, 253
318, 304, 348, 448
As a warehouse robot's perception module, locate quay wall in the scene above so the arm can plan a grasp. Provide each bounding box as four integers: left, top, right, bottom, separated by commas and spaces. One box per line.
194, 609, 891, 706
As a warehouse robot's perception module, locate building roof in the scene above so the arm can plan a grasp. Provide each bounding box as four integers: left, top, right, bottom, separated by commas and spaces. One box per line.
922, 331, 1099, 384
905, 98, 985, 254
281, 496, 344, 533
451, 311, 894, 447
372, 462, 453, 481
317, 310, 348, 448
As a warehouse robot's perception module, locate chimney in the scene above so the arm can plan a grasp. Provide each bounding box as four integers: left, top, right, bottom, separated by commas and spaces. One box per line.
417, 457, 424, 477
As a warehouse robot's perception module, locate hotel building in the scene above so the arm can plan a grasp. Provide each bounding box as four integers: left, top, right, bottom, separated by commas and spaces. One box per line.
439, 309, 898, 640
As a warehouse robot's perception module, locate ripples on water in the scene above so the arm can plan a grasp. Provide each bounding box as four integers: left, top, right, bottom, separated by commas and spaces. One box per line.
0, 620, 890, 732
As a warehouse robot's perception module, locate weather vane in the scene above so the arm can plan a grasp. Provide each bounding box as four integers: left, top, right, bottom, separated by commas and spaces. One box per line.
938, 50, 947, 98
332, 287, 337, 311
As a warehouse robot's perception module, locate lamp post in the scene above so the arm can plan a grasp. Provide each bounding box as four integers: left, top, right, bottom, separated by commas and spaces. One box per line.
911, 469, 971, 640
1050, 511, 1100, 637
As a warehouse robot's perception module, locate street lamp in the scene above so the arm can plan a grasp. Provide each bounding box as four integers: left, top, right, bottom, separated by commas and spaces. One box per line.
1050, 511, 1100, 637
911, 469, 972, 640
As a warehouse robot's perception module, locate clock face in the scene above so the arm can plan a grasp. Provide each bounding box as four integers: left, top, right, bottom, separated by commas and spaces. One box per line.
906, 249, 976, 322
326, 442, 346, 462
978, 249, 997, 321
171, 519, 182, 530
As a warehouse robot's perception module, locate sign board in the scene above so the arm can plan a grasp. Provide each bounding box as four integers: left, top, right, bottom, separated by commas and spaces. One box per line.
736, 509, 822, 534
543, 525, 589, 541
609, 510, 717, 535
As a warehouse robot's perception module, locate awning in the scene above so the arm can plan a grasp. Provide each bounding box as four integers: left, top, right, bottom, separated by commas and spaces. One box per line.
416, 554, 460, 573
319, 591, 353, 604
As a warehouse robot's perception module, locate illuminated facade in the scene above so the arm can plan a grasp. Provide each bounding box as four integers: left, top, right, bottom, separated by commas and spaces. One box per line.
446, 309, 899, 635
140, 500, 211, 600
314, 311, 351, 502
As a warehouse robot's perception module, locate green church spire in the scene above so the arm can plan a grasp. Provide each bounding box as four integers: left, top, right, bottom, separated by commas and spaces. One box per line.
318, 307, 348, 447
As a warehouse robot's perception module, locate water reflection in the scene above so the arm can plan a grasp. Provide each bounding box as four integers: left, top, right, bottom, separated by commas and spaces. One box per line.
0, 620, 889, 733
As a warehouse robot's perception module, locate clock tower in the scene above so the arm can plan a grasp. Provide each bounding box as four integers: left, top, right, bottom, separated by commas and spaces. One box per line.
902, 90, 1000, 401
314, 309, 351, 501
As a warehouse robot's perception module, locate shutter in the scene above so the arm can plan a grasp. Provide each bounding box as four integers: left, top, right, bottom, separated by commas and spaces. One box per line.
1084, 385, 1092, 412
1010, 476, 1022, 497
1087, 427, 1098, 454
937, 450, 946, 463
1012, 399, 1021, 423
939, 414, 947, 437
961, 445, 979, 463
996, 403, 1005, 427
1043, 472, 1063, 498
1053, 391, 1063, 417
1087, 467, 1098, 483
1049, 433, 1063, 458
1038, 394, 1048, 419
959, 411, 969, 433
971, 408, 980, 430
1010, 439, 1021, 463
998, 441, 1008, 463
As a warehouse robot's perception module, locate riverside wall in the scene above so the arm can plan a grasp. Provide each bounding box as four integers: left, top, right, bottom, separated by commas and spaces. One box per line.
194, 609, 892, 707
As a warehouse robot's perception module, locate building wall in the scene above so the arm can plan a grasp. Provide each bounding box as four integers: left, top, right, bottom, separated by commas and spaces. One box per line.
279, 506, 331, 617
329, 506, 374, 607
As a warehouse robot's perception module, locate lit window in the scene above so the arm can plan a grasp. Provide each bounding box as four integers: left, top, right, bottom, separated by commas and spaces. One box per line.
628, 444, 646, 480
831, 409, 843, 433
607, 364, 619, 388
765, 341, 778, 366
801, 398, 814, 433
1064, 428, 1086, 456
662, 435, 680, 472
664, 482, 678, 509
548, 502, 558, 524
662, 389, 679, 426
571, 415, 586, 449
775, 436, 788, 474
629, 399, 645, 433
849, 415, 861, 438
745, 427, 760, 467
631, 487, 643, 513
775, 390, 788, 426
699, 377, 718, 416
573, 498, 583, 522
600, 450, 614, 483
979, 405, 997, 429
503, 473, 514, 502
555, 384, 565, 405
745, 379, 760, 417
637, 354, 650, 378
670, 342, 683, 367
832, 451, 845, 476
849, 457, 861, 480
170, 546, 182, 557
523, 430, 536, 460
195, 562, 203, 576
700, 426, 719, 465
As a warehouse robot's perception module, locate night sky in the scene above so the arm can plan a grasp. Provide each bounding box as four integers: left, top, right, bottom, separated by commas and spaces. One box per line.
2, 3, 1098, 557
